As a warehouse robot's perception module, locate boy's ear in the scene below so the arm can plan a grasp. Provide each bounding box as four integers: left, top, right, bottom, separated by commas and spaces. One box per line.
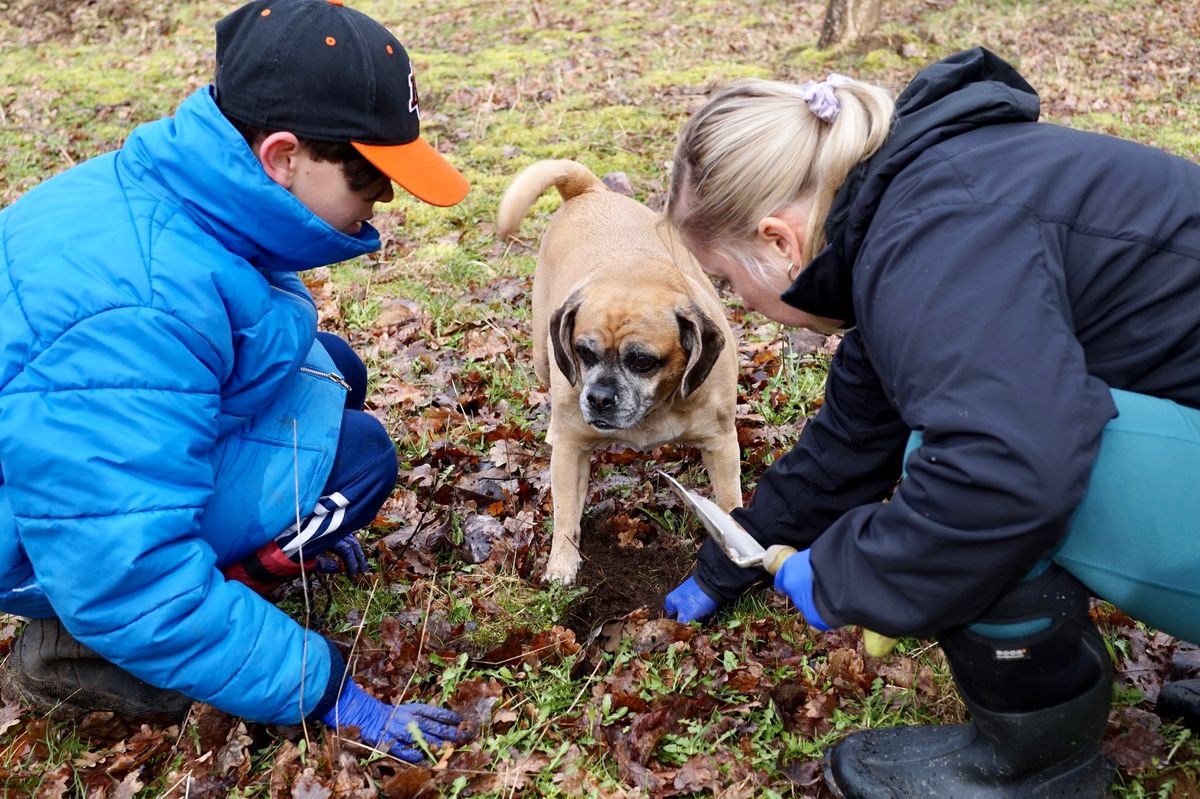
256, 132, 302, 189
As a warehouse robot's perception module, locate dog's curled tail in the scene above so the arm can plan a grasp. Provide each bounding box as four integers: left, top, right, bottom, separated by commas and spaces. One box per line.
496, 159, 604, 240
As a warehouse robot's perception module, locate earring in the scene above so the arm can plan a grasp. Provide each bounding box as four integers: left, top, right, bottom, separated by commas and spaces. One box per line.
786, 261, 800, 281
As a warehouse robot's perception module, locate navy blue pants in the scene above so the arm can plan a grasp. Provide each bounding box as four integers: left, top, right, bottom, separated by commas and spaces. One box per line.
271, 333, 396, 561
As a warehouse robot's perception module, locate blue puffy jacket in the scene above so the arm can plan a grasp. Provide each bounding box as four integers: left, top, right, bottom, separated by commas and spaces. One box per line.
0, 87, 382, 724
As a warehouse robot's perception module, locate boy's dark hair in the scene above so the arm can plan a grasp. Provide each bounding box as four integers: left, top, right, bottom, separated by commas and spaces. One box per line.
225, 115, 388, 195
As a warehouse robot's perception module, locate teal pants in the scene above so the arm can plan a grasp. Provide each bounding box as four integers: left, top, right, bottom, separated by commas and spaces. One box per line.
908, 388, 1200, 643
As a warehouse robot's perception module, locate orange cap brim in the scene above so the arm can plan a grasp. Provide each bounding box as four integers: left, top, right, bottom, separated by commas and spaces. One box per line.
351, 137, 469, 207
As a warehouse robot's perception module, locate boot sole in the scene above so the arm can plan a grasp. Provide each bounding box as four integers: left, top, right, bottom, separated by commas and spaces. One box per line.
823, 751, 848, 799
822, 739, 1114, 798
0, 660, 191, 723
0, 662, 93, 722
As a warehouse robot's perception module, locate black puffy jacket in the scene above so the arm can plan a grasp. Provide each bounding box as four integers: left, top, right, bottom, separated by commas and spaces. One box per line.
695, 48, 1200, 638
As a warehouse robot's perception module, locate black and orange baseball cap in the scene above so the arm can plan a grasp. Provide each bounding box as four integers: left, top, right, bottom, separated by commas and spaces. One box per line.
214, 0, 468, 207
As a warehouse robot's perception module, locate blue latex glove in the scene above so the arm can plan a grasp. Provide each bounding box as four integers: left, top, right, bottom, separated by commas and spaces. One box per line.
321, 679, 462, 763
773, 548, 831, 631
315, 534, 369, 576
664, 576, 720, 623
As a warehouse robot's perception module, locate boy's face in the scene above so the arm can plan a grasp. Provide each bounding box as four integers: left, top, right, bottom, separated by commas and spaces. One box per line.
288, 150, 395, 236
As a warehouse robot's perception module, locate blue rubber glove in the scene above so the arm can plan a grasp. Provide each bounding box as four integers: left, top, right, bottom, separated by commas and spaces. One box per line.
664, 576, 720, 623
315, 534, 369, 576
773, 548, 831, 631
321, 679, 462, 763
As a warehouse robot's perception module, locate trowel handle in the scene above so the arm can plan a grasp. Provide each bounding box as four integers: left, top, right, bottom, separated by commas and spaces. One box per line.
862, 629, 899, 657
762, 545, 797, 575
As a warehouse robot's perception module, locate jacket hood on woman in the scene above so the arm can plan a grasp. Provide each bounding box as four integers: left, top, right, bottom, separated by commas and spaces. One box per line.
696, 48, 1200, 638
0, 87, 377, 723
785, 47, 1040, 324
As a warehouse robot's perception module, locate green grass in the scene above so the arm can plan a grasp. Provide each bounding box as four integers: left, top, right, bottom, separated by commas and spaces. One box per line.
750, 349, 830, 427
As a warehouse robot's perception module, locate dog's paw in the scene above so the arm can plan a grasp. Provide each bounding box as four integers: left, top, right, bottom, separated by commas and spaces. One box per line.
543, 556, 581, 586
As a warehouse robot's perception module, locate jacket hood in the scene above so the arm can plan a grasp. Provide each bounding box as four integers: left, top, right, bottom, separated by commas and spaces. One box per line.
782, 47, 1040, 323
116, 87, 380, 273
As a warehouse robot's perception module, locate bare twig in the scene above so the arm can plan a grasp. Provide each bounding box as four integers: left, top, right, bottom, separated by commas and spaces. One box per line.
293, 419, 314, 750
400, 584, 438, 701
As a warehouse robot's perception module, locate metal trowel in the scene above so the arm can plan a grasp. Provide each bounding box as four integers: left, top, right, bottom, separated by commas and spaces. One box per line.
659, 470, 898, 657
658, 470, 795, 574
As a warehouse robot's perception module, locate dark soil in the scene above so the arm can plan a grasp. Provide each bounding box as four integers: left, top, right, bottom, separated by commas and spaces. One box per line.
561, 507, 697, 640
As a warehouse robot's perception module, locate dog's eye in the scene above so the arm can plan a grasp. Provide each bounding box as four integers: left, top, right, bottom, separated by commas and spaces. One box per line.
626, 352, 660, 374
575, 343, 598, 366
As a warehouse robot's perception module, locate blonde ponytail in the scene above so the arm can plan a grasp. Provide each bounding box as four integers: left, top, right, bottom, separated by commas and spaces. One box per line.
668, 76, 894, 277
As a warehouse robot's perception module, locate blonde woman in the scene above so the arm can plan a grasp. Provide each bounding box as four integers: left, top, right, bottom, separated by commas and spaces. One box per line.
664, 47, 1200, 797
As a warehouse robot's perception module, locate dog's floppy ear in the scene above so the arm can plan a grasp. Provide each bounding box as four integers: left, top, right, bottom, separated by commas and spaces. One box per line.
677, 303, 725, 399
550, 292, 583, 386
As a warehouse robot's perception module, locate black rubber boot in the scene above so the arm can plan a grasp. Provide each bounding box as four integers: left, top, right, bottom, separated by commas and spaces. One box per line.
2, 617, 193, 722
824, 566, 1115, 798
1155, 679, 1200, 729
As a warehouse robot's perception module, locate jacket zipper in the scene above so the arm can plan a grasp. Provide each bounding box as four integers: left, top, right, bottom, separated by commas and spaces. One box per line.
267, 287, 344, 389
300, 366, 351, 391
269, 283, 318, 309
267, 287, 342, 389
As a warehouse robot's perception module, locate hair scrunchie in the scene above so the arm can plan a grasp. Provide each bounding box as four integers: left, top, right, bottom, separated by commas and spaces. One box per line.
800, 73, 852, 123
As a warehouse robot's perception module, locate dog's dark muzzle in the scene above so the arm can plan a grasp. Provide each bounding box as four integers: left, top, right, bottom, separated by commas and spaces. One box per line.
582, 380, 629, 429
586, 382, 618, 413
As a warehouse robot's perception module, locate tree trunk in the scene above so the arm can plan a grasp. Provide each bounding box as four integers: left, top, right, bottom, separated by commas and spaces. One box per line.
818, 0, 882, 49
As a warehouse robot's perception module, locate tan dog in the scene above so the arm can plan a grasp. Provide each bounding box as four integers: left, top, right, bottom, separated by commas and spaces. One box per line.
496, 159, 742, 584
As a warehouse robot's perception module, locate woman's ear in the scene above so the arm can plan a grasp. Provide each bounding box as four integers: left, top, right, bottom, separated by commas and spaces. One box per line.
755, 202, 811, 266
256, 131, 302, 189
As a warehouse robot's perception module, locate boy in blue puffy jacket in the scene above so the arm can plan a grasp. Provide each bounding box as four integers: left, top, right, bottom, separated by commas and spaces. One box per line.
0, 0, 468, 763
